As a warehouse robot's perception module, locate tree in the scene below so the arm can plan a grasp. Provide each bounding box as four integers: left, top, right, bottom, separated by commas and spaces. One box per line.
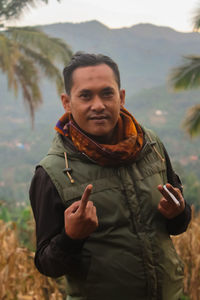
170, 5, 200, 137
0, 0, 72, 126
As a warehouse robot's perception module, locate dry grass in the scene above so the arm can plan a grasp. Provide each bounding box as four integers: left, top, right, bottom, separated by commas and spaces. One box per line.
0, 208, 200, 300
0, 220, 65, 300
172, 206, 200, 300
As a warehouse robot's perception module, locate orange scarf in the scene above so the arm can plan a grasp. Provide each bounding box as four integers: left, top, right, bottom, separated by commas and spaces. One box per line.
55, 107, 144, 167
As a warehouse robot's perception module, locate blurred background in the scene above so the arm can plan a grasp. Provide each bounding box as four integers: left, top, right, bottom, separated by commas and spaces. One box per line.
0, 1, 200, 299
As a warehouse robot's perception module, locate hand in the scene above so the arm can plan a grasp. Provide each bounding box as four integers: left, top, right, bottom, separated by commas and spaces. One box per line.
64, 184, 98, 239
157, 183, 185, 219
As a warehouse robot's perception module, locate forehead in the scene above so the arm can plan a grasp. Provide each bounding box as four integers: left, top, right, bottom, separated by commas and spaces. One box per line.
71, 64, 118, 91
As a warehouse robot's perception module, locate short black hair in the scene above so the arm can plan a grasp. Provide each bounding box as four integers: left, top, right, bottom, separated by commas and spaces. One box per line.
63, 52, 121, 95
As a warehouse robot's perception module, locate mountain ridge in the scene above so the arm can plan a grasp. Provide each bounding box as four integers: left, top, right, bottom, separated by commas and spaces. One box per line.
0, 21, 200, 204
38, 21, 200, 93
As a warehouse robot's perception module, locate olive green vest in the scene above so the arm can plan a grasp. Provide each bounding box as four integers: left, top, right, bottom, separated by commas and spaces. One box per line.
40, 129, 184, 300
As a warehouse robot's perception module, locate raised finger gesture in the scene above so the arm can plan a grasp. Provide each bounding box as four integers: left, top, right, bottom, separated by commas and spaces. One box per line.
64, 184, 98, 239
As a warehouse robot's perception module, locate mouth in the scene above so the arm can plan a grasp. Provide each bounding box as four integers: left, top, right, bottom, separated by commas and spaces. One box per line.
88, 115, 109, 120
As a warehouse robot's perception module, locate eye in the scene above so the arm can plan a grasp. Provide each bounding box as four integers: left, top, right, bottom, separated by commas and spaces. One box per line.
79, 92, 91, 100
102, 90, 114, 98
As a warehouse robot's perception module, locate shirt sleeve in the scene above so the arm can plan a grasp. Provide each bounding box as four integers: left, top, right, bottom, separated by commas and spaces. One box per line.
29, 166, 86, 278
163, 147, 191, 235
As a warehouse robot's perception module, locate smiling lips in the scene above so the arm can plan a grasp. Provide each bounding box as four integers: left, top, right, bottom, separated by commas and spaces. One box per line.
88, 115, 109, 120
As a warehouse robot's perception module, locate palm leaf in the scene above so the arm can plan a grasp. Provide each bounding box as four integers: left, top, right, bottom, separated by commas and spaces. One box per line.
170, 56, 200, 90
14, 55, 42, 127
19, 45, 64, 93
193, 7, 200, 31
0, 32, 19, 92
5, 27, 72, 62
0, 0, 55, 21
0, 0, 71, 126
183, 105, 200, 137
0, 27, 72, 125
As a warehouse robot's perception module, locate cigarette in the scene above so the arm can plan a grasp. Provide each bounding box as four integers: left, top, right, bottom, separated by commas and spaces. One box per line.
163, 185, 180, 206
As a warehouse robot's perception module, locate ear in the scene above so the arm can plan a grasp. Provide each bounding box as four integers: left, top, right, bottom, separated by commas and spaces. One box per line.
61, 93, 71, 112
120, 89, 125, 107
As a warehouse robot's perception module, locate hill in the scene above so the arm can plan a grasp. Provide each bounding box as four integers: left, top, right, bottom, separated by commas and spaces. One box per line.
40, 21, 200, 93
0, 21, 199, 206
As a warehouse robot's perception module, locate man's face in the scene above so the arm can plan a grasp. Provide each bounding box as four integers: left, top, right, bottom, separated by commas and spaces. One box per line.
61, 64, 125, 143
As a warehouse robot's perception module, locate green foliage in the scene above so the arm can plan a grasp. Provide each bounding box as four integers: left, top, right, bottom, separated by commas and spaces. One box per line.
170, 3, 200, 137
15, 205, 35, 250
170, 56, 200, 90
193, 5, 200, 31
0, 0, 72, 125
180, 295, 190, 300
173, 162, 200, 210
0, 0, 54, 22
183, 173, 200, 210
183, 104, 200, 137
0, 201, 11, 222
170, 56, 200, 137
0, 26, 72, 125
0, 201, 35, 250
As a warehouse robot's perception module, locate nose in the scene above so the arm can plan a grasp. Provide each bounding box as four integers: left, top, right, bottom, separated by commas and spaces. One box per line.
91, 96, 105, 112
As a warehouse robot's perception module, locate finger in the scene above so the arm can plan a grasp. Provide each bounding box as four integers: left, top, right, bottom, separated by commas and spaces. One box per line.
158, 184, 180, 206
165, 184, 181, 198
158, 203, 171, 218
159, 198, 170, 210
92, 205, 97, 215
87, 203, 97, 217
172, 187, 185, 209
65, 201, 81, 214
92, 206, 98, 226
79, 184, 93, 213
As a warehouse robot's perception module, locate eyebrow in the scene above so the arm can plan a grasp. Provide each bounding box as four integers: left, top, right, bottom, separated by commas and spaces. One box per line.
79, 89, 91, 94
101, 87, 114, 91
79, 87, 114, 94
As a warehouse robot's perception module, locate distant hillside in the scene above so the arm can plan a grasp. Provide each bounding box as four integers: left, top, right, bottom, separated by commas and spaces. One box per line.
0, 21, 200, 206
39, 21, 200, 93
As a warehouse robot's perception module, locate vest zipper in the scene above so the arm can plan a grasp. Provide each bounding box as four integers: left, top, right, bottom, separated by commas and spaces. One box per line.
127, 165, 160, 300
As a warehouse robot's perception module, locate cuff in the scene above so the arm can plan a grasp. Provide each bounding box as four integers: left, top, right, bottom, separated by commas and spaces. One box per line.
166, 202, 192, 235
55, 228, 86, 254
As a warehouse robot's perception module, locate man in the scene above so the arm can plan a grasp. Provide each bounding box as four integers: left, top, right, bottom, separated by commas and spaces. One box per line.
30, 52, 191, 300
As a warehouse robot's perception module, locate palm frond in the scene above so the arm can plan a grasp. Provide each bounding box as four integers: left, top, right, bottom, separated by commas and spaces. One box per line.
170, 56, 200, 90
20, 44, 64, 93
0, 1, 71, 126
5, 27, 72, 63
193, 7, 200, 31
0, 0, 34, 20
0, 32, 19, 92
183, 104, 200, 137
0, 32, 42, 125
14, 55, 42, 127
0, 0, 54, 21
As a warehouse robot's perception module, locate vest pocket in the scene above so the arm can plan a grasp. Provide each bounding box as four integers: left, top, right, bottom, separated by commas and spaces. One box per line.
62, 176, 121, 207
134, 159, 166, 180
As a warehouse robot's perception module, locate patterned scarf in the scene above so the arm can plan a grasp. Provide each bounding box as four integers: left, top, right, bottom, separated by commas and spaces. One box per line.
55, 107, 144, 167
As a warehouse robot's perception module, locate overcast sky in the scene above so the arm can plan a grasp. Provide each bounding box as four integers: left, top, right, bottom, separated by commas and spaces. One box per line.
13, 0, 199, 32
